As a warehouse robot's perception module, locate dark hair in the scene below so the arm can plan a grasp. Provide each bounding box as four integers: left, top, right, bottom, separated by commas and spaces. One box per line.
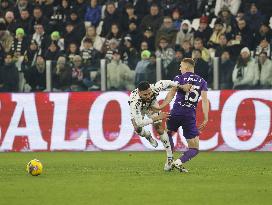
83, 38, 93, 44
182, 58, 195, 67
137, 81, 150, 91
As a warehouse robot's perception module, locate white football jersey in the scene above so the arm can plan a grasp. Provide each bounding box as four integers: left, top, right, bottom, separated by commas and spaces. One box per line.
129, 80, 177, 127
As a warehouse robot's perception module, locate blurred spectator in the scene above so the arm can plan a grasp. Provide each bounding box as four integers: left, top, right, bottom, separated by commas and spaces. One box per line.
31, 24, 50, 53
135, 50, 151, 86
175, 19, 194, 46
155, 37, 175, 69
255, 24, 272, 45
226, 33, 243, 61
258, 51, 272, 89
146, 52, 157, 84
71, 0, 87, 20
81, 26, 105, 52
126, 19, 141, 50
192, 49, 210, 82
4, 11, 17, 35
22, 39, 40, 69
71, 55, 93, 91
194, 16, 212, 47
255, 38, 271, 58
121, 35, 139, 70
254, 0, 272, 23
107, 49, 134, 90
0, 0, 14, 17
50, 31, 64, 51
80, 38, 100, 70
15, 9, 32, 35
52, 56, 72, 91
104, 38, 119, 62
0, 53, 19, 92
101, 2, 121, 37
233, 18, 254, 50
177, 0, 197, 20
133, 0, 149, 20
11, 28, 27, 57
13, 0, 33, 19
84, 0, 101, 27
49, 0, 70, 33
208, 18, 225, 48
232, 47, 259, 89
164, 49, 184, 80
0, 21, 13, 53
67, 9, 86, 40
44, 41, 61, 61
215, 34, 229, 57
218, 50, 235, 89
171, 8, 183, 30
25, 55, 46, 91
35, 0, 54, 19
121, 3, 139, 31
140, 26, 155, 52
215, 0, 241, 16
64, 23, 80, 51
193, 37, 211, 62
140, 3, 163, 33
181, 40, 192, 58
139, 41, 149, 54
29, 6, 50, 34
217, 6, 236, 35
105, 23, 123, 44
155, 16, 177, 48
66, 42, 80, 63
160, 0, 178, 16
244, 3, 265, 33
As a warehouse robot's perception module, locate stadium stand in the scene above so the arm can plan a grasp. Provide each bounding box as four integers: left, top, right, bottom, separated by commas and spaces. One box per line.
0, 0, 271, 92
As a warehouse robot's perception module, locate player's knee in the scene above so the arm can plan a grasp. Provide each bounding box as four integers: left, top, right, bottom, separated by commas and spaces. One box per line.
156, 128, 164, 135
135, 127, 142, 134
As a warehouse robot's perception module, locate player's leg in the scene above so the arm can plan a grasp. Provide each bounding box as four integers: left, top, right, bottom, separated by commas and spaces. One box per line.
131, 119, 158, 148
173, 136, 199, 172
172, 118, 200, 172
153, 122, 174, 171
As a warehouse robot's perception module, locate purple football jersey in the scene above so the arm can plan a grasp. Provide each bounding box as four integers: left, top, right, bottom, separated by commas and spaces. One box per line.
171, 72, 208, 116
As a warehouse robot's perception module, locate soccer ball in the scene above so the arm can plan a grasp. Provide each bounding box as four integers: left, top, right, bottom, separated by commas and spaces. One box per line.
26, 159, 43, 176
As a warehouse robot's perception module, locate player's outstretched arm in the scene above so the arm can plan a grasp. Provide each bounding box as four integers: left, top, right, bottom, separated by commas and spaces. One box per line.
152, 86, 178, 111
198, 91, 209, 131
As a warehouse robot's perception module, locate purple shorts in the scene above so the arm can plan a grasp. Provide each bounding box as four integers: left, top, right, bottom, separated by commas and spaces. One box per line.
167, 114, 199, 139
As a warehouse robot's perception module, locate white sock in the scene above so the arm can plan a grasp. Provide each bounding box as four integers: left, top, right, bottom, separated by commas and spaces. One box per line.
139, 128, 151, 138
160, 131, 173, 158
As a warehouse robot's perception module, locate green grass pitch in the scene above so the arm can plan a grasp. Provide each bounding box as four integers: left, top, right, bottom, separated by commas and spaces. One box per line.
0, 152, 272, 205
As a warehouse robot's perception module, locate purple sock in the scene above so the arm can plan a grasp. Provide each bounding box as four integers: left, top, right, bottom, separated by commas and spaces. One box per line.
167, 131, 174, 152
180, 148, 199, 163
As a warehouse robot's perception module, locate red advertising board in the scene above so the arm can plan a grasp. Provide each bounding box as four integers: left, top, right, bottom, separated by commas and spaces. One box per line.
0, 90, 271, 151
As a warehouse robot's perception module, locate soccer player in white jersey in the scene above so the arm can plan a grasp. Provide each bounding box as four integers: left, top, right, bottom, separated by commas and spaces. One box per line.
129, 80, 191, 171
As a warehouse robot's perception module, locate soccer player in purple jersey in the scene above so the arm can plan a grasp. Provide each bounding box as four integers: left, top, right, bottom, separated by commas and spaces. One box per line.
153, 58, 209, 172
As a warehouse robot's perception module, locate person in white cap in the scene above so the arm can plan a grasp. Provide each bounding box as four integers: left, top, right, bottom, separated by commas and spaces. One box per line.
232, 47, 259, 89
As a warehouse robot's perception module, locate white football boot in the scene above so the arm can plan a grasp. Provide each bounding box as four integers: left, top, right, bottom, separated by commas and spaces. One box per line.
164, 157, 174, 171
172, 159, 188, 173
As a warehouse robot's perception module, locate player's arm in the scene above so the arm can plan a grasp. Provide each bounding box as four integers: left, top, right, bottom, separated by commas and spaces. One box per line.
130, 102, 169, 127
152, 84, 192, 111
198, 90, 209, 131
152, 86, 178, 111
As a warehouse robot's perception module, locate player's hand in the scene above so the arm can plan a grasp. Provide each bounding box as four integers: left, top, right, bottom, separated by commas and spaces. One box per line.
179, 84, 192, 92
155, 112, 170, 121
198, 119, 208, 131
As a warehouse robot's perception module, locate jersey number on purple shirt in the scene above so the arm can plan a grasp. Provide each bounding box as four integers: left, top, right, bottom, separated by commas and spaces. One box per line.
185, 85, 201, 104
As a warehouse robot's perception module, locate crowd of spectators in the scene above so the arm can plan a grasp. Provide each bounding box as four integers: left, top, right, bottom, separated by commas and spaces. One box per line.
0, 0, 271, 92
